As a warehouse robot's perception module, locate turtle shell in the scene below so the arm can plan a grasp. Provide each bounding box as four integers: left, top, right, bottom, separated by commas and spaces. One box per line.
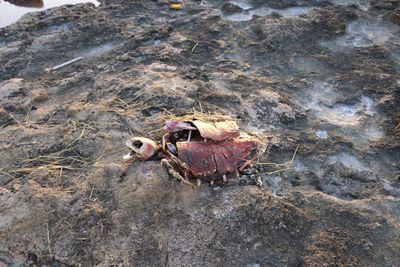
191, 120, 240, 141
175, 134, 259, 178
164, 119, 240, 141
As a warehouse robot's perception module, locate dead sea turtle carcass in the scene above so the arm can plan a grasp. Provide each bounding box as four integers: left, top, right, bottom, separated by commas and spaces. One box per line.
124, 119, 265, 186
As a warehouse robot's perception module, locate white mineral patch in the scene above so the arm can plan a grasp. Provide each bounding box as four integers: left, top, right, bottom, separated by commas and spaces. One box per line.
382, 179, 400, 197
329, 153, 368, 172
330, 0, 370, 11
320, 19, 397, 50
262, 176, 283, 196
310, 96, 375, 127
84, 42, 115, 57
295, 80, 384, 148
303, 81, 375, 126
224, 6, 312, 21
230, 0, 253, 10
224, 12, 253, 21
365, 127, 384, 141
293, 161, 309, 172
253, 6, 312, 17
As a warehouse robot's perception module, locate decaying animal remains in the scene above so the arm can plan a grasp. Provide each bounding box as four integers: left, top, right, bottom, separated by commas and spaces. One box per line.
124, 119, 265, 186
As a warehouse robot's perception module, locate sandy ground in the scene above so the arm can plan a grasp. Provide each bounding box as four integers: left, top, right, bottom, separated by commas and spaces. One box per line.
0, 0, 400, 266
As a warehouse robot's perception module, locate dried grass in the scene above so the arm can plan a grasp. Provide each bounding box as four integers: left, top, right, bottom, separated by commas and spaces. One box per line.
108, 92, 155, 118
164, 110, 237, 124
0, 123, 93, 178
256, 145, 300, 175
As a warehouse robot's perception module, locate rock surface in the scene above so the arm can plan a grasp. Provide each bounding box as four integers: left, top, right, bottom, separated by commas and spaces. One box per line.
0, 0, 399, 266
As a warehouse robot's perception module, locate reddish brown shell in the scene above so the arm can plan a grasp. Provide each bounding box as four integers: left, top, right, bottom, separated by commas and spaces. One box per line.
176, 134, 259, 178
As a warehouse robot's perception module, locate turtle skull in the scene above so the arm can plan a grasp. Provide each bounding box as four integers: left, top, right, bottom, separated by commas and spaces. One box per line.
124, 137, 160, 160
